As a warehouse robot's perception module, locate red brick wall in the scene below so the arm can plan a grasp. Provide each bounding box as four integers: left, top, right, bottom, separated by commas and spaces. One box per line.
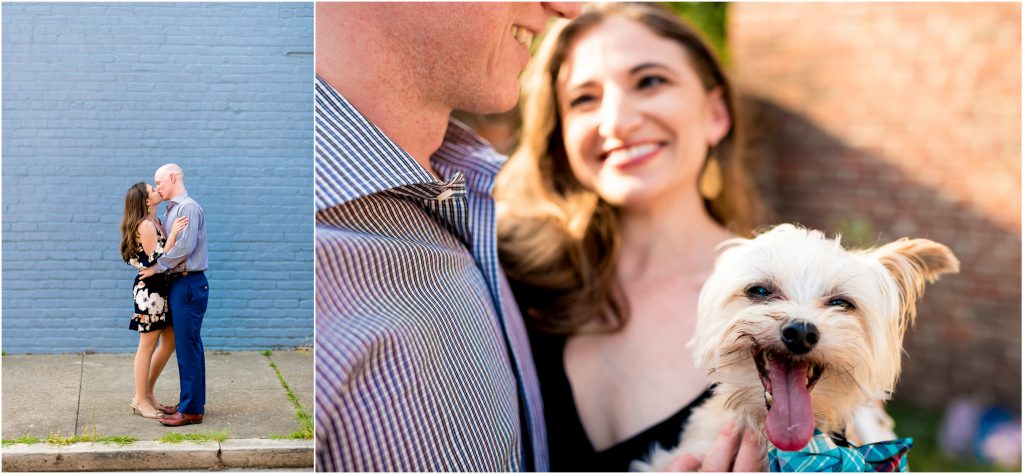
731, 3, 1021, 411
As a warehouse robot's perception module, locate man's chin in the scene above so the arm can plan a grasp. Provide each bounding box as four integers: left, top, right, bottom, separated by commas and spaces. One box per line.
457, 86, 519, 116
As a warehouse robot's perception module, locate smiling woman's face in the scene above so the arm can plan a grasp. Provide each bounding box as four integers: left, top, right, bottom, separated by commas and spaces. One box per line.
556, 16, 731, 210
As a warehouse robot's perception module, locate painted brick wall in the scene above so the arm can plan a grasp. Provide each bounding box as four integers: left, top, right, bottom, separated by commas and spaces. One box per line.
731, 4, 1021, 410
2, 3, 314, 353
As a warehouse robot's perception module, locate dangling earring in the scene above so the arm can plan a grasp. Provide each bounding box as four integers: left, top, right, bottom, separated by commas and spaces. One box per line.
699, 145, 723, 200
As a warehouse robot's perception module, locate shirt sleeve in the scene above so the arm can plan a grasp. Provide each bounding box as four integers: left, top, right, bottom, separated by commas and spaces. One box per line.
156, 202, 202, 272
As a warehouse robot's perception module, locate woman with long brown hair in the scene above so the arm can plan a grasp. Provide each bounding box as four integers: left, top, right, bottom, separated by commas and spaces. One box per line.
120, 181, 188, 418
496, 3, 763, 470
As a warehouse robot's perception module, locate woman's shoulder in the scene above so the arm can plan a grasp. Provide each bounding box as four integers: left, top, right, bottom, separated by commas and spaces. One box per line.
136, 219, 158, 235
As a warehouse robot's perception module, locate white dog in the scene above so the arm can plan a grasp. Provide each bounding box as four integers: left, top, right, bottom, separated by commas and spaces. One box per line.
634, 224, 959, 470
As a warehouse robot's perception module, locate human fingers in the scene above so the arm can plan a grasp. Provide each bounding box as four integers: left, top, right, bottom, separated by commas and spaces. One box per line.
700, 421, 742, 472
667, 454, 702, 472
732, 428, 765, 472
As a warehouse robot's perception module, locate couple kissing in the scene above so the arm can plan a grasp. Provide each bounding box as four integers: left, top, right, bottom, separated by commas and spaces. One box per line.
119, 163, 209, 427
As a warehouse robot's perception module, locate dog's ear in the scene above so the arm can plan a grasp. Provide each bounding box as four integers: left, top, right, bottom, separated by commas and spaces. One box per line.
869, 238, 960, 327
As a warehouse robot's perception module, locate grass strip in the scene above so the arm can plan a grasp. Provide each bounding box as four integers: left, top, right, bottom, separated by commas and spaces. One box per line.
263, 350, 313, 440
96, 435, 136, 447
2, 436, 41, 447
43, 431, 136, 447
158, 430, 229, 444
270, 430, 313, 440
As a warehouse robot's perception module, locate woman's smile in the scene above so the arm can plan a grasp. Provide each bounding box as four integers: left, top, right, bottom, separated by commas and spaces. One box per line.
557, 15, 731, 208
602, 141, 667, 171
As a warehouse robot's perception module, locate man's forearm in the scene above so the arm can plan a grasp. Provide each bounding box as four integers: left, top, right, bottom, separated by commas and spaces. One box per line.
155, 248, 190, 272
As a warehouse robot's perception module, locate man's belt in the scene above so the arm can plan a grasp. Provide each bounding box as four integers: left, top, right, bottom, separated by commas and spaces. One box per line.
168, 270, 205, 280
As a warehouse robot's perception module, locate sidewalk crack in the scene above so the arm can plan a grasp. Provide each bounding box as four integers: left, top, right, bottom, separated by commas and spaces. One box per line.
263, 350, 312, 439
216, 441, 225, 469
74, 353, 85, 435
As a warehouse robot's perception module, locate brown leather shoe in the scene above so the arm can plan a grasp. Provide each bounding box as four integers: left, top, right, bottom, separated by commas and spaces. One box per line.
157, 403, 179, 415
159, 412, 203, 427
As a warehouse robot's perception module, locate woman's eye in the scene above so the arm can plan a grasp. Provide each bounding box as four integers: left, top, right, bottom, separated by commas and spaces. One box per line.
746, 286, 772, 299
569, 94, 595, 108
637, 75, 668, 89
828, 298, 855, 310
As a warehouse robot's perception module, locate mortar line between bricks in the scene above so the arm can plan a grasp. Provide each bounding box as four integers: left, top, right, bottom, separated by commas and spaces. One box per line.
74, 352, 85, 435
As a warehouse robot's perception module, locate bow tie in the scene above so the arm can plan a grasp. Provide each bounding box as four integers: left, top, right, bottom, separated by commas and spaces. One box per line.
768, 430, 913, 472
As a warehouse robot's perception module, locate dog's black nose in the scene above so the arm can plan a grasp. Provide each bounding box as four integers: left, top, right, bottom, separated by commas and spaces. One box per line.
781, 321, 819, 354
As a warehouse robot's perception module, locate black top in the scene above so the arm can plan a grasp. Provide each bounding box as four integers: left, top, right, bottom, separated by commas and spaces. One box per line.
529, 329, 715, 472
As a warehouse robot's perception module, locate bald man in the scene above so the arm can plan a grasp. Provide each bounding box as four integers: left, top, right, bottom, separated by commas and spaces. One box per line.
140, 163, 209, 426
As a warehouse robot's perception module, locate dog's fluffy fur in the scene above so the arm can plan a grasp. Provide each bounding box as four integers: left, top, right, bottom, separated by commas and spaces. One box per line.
633, 224, 959, 470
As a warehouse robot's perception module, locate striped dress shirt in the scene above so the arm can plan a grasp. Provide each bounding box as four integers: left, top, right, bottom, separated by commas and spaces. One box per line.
314, 76, 547, 471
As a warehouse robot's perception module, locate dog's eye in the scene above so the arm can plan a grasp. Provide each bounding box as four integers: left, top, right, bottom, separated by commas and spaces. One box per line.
746, 286, 773, 299
828, 298, 855, 310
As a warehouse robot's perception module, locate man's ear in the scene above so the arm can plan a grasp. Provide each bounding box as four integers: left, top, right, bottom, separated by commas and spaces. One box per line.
869, 238, 959, 328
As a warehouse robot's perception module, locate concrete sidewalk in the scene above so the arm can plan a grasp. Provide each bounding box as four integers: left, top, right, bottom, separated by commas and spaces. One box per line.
2, 350, 313, 471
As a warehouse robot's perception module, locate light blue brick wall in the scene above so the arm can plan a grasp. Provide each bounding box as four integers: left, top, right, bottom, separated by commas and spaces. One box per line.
2, 3, 313, 354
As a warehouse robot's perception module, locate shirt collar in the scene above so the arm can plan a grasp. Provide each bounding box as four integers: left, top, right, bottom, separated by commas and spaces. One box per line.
314, 76, 505, 211
168, 191, 189, 206
433, 118, 506, 190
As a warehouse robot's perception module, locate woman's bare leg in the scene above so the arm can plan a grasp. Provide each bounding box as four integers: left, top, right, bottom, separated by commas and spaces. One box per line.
133, 331, 161, 414
146, 326, 176, 407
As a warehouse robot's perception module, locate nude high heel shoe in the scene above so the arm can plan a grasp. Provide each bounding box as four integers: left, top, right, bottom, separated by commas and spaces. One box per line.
129, 401, 162, 419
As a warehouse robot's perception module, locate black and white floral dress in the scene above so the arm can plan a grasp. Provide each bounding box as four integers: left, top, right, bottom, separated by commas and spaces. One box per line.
128, 223, 172, 332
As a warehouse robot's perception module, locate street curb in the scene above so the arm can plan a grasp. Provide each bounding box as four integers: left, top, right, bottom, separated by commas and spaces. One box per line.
1, 438, 313, 472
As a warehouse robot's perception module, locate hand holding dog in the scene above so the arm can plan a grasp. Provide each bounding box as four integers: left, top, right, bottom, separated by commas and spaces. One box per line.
667, 422, 763, 472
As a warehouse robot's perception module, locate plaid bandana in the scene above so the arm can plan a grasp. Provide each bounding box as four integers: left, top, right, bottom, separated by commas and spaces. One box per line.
768, 430, 913, 472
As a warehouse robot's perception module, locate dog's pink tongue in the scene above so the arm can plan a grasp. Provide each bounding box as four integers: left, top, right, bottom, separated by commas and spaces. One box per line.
765, 358, 814, 451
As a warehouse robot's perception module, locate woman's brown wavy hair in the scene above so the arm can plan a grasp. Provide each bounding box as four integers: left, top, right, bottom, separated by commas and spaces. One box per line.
495, 3, 761, 335
119, 182, 149, 263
